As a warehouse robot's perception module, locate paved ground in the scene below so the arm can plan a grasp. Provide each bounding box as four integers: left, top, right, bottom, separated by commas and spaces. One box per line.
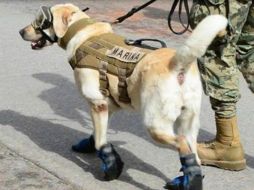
0, 0, 254, 190
0, 143, 74, 190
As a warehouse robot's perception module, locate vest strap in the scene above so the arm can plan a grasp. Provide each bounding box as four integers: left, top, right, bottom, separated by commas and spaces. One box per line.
98, 61, 110, 97
118, 68, 131, 102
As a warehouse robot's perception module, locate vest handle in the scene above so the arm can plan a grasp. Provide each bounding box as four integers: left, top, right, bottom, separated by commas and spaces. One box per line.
125, 38, 167, 50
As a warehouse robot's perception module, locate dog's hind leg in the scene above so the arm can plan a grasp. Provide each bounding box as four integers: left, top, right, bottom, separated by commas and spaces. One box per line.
147, 127, 192, 156
174, 108, 201, 164
165, 114, 203, 190
148, 127, 202, 190
143, 107, 202, 190
185, 114, 200, 164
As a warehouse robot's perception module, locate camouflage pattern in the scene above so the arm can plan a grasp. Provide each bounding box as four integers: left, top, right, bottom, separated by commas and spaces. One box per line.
190, 0, 254, 117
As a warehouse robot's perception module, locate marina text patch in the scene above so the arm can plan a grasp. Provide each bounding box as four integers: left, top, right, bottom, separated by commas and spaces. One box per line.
106, 46, 145, 63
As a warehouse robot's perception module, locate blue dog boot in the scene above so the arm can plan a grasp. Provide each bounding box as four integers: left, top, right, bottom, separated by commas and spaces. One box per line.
72, 135, 96, 153
97, 144, 124, 181
165, 154, 203, 190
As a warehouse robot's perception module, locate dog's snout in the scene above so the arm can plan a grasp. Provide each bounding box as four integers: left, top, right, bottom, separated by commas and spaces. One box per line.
19, 29, 25, 37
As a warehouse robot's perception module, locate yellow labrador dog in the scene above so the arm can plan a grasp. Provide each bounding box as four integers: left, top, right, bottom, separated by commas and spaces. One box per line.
19, 3, 227, 189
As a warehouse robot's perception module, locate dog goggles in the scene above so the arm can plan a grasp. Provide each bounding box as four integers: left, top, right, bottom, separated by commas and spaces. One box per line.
31, 6, 57, 43
32, 6, 53, 30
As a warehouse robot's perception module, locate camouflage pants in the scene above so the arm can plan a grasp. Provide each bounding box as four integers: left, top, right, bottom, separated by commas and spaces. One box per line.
190, 0, 254, 118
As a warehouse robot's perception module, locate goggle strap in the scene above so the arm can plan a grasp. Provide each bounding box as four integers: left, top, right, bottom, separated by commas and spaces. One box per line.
38, 28, 58, 43
41, 6, 52, 23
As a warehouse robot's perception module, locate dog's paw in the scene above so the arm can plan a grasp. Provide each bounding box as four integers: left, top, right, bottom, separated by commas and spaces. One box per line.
72, 135, 96, 153
97, 144, 124, 181
164, 174, 203, 190
164, 154, 203, 190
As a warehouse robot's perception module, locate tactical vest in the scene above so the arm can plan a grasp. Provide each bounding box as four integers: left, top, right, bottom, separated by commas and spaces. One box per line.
60, 18, 151, 103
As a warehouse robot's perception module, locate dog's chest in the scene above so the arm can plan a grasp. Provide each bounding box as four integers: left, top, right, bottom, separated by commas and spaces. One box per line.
70, 33, 151, 103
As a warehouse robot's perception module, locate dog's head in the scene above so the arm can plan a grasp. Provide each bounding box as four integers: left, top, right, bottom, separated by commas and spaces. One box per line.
19, 4, 84, 50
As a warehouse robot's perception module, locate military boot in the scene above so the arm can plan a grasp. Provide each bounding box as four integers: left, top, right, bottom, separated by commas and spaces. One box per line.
198, 116, 246, 171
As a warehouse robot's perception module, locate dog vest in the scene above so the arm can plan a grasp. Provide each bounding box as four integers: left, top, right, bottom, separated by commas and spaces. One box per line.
60, 18, 152, 103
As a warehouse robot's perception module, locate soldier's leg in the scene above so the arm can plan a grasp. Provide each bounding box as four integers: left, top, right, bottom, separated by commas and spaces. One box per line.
237, 2, 254, 92
197, 45, 246, 170
190, 0, 251, 170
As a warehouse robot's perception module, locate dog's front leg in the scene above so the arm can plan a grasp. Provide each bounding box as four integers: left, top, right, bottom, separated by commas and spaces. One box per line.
90, 99, 108, 149
72, 68, 123, 180
90, 99, 124, 181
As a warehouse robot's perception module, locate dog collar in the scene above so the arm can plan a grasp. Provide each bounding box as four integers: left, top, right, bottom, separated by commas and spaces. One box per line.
59, 18, 96, 49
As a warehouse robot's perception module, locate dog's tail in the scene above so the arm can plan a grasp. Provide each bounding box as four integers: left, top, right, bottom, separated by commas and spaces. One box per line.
172, 15, 228, 72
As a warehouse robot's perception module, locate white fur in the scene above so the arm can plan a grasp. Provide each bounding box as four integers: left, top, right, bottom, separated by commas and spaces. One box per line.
140, 64, 202, 158
185, 15, 228, 57
74, 68, 103, 101
174, 15, 228, 70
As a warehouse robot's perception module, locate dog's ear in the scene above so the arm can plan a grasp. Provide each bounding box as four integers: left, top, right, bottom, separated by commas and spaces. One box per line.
51, 6, 73, 38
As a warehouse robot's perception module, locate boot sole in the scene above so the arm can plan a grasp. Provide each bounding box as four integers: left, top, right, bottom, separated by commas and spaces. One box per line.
201, 159, 246, 171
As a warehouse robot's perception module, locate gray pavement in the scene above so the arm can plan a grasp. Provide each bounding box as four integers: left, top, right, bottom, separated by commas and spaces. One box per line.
0, 0, 254, 190
0, 143, 75, 190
